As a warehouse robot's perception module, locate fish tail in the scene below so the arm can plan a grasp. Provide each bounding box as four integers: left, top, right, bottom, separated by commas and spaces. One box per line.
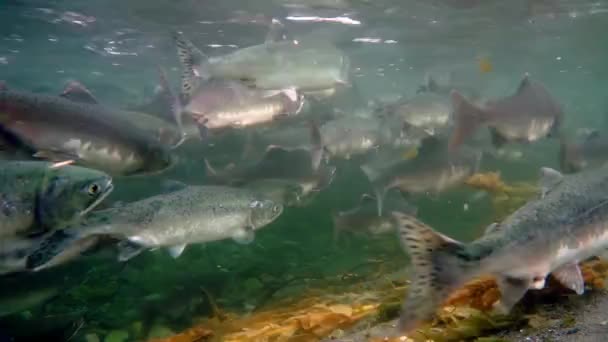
308, 120, 324, 172
156, 66, 186, 148
203, 158, 218, 177
449, 90, 488, 153
171, 31, 206, 102
392, 212, 476, 333
360, 165, 386, 216
25, 230, 87, 271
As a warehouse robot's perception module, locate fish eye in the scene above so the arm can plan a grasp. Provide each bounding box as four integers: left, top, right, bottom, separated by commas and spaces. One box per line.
87, 183, 100, 196
273, 205, 280, 213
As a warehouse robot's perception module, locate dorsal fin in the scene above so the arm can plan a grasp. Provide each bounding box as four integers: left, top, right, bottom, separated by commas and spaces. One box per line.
264, 18, 287, 44
171, 31, 206, 103
60, 81, 99, 104
483, 222, 501, 235
538, 167, 564, 198
515, 73, 532, 95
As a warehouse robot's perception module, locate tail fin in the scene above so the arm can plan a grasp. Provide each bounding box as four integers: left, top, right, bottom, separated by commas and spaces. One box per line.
157, 66, 185, 148
392, 212, 475, 333
203, 158, 219, 177
308, 120, 324, 172
26, 230, 97, 271
449, 90, 487, 153
360, 164, 387, 216
171, 31, 207, 103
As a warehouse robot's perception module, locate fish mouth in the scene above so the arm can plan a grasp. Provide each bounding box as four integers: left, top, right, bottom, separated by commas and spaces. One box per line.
79, 178, 114, 217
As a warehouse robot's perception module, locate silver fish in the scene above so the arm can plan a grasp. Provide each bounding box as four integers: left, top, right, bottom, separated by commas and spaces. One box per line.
379, 92, 452, 142
0, 86, 174, 176
449, 74, 563, 152
181, 19, 349, 94
560, 129, 608, 173
26, 185, 283, 270
332, 191, 416, 241
392, 166, 608, 333
318, 116, 401, 160
172, 32, 305, 139
361, 143, 481, 216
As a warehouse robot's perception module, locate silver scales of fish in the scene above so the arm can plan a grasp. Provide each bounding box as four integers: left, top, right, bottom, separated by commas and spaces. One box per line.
376, 91, 454, 146
361, 139, 482, 216
449, 74, 563, 152
391, 165, 608, 334
201, 18, 350, 97
170, 23, 309, 141
25, 184, 284, 271
0, 82, 176, 176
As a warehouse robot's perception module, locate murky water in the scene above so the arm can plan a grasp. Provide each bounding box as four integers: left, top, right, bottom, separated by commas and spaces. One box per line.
1, 1, 608, 341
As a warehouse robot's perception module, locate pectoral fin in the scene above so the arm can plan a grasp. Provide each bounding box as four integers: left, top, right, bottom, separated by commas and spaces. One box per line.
167, 244, 187, 258
232, 227, 255, 244
552, 262, 584, 295
539, 167, 564, 198
117, 240, 145, 262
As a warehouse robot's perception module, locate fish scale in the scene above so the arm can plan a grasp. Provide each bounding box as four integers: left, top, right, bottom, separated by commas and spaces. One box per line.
392, 165, 608, 333
25, 185, 283, 270
0, 89, 173, 175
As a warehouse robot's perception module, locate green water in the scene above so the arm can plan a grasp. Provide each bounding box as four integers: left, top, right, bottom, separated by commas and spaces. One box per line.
1, 1, 608, 341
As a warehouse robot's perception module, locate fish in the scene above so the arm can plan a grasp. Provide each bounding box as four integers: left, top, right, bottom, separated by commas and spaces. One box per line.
361, 142, 481, 216
392, 165, 608, 333
205, 118, 327, 184
332, 190, 416, 241
0, 161, 113, 240
25, 185, 284, 270
378, 92, 452, 143
63, 80, 189, 148
0, 161, 112, 275
126, 76, 201, 143
179, 20, 349, 94
204, 146, 335, 189
0, 86, 174, 176
317, 116, 403, 161
559, 129, 608, 173
243, 179, 305, 207
172, 32, 305, 139
449, 74, 563, 152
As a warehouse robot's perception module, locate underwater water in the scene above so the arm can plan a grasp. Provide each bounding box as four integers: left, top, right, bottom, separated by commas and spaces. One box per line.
2, 0, 608, 341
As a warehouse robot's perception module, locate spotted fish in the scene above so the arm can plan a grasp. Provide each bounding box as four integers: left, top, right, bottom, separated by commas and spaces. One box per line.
392, 166, 608, 333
